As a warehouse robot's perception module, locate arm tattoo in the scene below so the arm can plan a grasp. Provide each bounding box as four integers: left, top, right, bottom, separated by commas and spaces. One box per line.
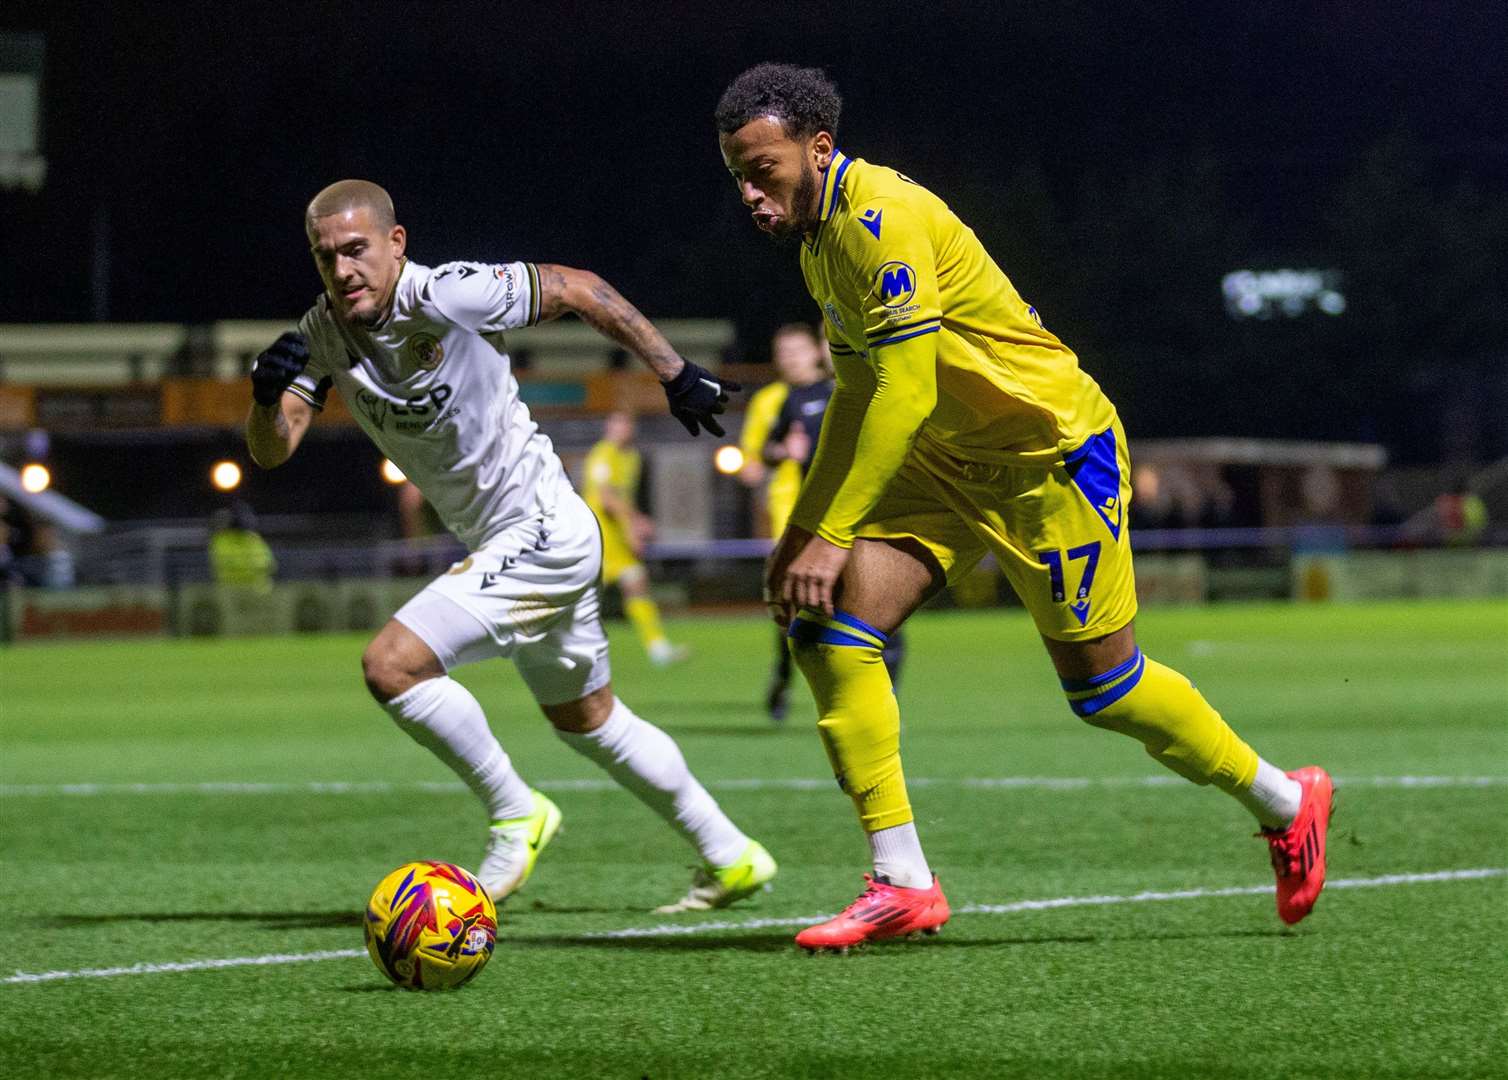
535, 265, 572, 321
538, 264, 681, 380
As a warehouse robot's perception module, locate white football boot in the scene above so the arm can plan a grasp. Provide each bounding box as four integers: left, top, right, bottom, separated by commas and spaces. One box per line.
477, 789, 563, 905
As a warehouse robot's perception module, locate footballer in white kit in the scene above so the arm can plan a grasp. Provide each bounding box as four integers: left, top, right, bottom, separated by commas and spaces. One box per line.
246, 179, 776, 912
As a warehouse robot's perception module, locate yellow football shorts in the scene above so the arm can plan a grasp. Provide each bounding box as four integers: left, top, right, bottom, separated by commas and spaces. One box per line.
596, 520, 642, 587
854, 417, 1137, 642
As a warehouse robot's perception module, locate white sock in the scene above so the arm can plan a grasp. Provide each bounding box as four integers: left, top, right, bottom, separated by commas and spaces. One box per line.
869, 821, 932, 889
383, 677, 534, 823
555, 697, 748, 867
1234, 758, 1304, 830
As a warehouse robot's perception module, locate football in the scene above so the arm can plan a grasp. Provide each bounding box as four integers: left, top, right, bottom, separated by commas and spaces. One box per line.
364, 861, 498, 991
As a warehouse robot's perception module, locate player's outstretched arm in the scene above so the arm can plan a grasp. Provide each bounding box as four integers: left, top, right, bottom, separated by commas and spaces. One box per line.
534, 264, 740, 436
246, 392, 314, 469
245, 332, 316, 469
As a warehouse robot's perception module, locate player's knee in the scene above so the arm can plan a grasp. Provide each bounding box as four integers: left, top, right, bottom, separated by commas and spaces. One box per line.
785, 632, 830, 675
787, 618, 889, 704
541, 684, 615, 732
361, 643, 404, 702
362, 636, 433, 703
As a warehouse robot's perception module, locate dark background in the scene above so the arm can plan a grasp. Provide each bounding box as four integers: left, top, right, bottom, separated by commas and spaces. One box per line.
3, 1, 1506, 464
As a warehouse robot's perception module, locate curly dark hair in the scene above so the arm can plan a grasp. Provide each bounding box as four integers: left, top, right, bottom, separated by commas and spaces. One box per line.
714, 63, 841, 140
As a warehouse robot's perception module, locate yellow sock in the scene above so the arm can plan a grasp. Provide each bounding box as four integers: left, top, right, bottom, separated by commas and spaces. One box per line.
624, 596, 668, 651
788, 610, 913, 832
1064, 649, 1259, 792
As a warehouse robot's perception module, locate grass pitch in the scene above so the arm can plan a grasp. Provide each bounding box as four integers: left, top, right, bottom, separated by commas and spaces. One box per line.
2, 599, 1505, 1079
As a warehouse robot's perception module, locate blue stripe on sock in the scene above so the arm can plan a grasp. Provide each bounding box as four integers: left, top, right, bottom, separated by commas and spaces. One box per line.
1063, 652, 1147, 717
787, 618, 880, 649
830, 609, 889, 645
1060, 648, 1143, 693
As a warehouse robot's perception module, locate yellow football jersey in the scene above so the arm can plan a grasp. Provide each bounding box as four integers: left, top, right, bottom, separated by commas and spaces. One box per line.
739, 381, 790, 464
794, 149, 1118, 546
739, 381, 803, 536
581, 439, 640, 522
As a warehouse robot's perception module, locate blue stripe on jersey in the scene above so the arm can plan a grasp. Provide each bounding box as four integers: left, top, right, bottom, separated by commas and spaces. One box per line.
866, 317, 940, 344
869, 324, 940, 349
820, 151, 853, 222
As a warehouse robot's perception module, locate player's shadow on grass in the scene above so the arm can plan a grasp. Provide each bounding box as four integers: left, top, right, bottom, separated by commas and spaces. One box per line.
517, 932, 799, 954
521, 904, 664, 915
514, 933, 1093, 954
51, 911, 362, 931
515, 925, 1295, 954
653, 721, 812, 738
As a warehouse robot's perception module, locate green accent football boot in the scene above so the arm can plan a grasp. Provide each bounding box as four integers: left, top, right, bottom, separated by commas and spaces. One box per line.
478, 790, 563, 904
653, 839, 777, 914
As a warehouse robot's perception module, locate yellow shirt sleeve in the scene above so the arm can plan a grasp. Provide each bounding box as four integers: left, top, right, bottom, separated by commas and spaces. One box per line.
790, 202, 941, 547
740, 382, 789, 461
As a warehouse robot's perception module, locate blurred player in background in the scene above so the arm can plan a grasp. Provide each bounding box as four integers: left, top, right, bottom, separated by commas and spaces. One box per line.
246, 179, 775, 913
738, 324, 826, 540
581, 410, 689, 667
208, 501, 276, 594
739, 323, 903, 719
716, 65, 1332, 950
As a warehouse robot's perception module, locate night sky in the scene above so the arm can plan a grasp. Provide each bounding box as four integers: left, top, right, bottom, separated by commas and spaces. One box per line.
2, 1, 1505, 460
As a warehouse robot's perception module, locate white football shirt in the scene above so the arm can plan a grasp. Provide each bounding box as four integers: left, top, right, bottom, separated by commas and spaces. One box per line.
289, 259, 567, 550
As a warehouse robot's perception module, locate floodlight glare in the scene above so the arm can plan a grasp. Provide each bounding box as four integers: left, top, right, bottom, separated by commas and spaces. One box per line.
714, 445, 745, 475
211, 460, 243, 491
381, 459, 407, 485
19, 462, 51, 493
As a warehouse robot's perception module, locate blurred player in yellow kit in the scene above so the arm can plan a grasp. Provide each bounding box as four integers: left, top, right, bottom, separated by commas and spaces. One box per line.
739, 324, 826, 540
716, 63, 1333, 950
740, 323, 904, 719
582, 411, 689, 667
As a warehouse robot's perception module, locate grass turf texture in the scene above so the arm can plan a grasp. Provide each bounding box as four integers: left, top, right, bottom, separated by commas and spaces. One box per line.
2, 599, 1505, 1079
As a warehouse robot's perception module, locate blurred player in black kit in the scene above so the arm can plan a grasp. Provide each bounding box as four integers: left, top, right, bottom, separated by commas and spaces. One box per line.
753, 325, 905, 721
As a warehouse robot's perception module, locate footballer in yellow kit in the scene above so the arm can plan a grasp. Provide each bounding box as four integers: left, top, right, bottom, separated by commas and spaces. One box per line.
581, 411, 688, 667
738, 322, 833, 539
739, 381, 798, 536
583, 428, 643, 585
739, 323, 909, 720
716, 63, 1333, 951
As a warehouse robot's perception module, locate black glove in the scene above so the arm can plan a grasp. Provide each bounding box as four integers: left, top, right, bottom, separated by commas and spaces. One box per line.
251, 332, 310, 406
661, 360, 741, 437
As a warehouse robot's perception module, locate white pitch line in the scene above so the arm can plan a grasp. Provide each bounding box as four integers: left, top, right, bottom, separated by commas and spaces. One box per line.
3, 949, 367, 986
6, 868, 1500, 984
1, 775, 1504, 798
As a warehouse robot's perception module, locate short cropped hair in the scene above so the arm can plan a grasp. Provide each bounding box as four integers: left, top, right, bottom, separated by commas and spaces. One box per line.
305, 179, 396, 233
773, 321, 821, 345
715, 63, 841, 140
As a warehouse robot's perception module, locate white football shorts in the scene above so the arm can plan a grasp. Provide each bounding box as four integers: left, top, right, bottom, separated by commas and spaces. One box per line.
393, 479, 612, 706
